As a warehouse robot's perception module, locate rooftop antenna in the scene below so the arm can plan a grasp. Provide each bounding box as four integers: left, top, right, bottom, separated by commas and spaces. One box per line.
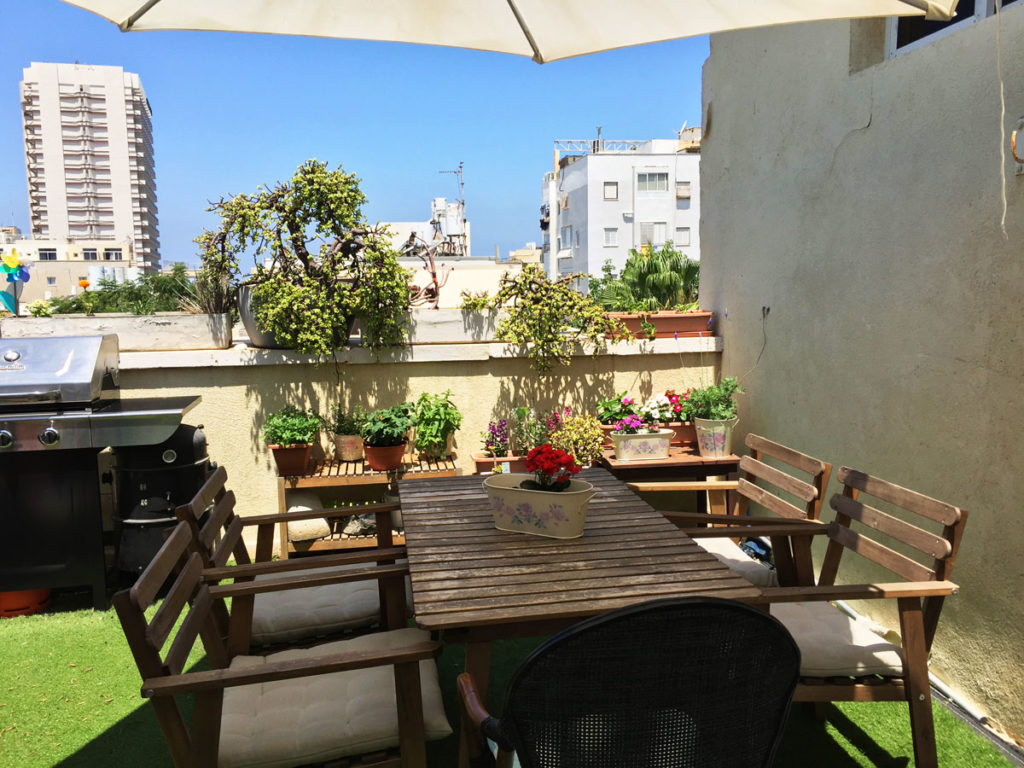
439, 162, 465, 219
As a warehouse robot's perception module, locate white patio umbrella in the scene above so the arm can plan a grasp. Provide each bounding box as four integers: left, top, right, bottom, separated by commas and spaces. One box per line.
63, 0, 959, 64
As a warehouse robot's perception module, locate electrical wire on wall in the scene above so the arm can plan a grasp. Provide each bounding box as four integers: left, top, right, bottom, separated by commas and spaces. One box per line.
738, 306, 770, 383
996, 0, 1009, 238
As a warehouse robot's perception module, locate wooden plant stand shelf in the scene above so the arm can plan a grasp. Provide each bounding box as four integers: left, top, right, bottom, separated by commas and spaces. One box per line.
278, 456, 458, 558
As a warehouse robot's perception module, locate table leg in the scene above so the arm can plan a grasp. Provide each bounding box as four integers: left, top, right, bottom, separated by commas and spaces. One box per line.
458, 640, 493, 768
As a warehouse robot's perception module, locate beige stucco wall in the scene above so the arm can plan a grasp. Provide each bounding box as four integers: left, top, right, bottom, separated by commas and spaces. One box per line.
701, 13, 1024, 737
117, 340, 719, 551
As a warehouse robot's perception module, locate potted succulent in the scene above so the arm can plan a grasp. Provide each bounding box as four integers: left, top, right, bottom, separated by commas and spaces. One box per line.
261, 406, 322, 476
588, 245, 712, 339
482, 444, 595, 539
413, 390, 462, 459
688, 377, 744, 458
328, 404, 366, 462
550, 413, 605, 468
609, 414, 674, 462
360, 403, 416, 471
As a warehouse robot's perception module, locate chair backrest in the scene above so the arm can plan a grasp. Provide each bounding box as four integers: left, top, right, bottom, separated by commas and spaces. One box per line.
738, 434, 832, 521
497, 597, 800, 768
819, 467, 968, 648
113, 522, 229, 767
175, 465, 251, 569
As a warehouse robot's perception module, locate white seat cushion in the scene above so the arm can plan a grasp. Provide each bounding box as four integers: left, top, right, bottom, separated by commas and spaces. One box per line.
251, 560, 412, 644
771, 601, 904, 677
219, 627, 452, 768
694, 536, 779, 587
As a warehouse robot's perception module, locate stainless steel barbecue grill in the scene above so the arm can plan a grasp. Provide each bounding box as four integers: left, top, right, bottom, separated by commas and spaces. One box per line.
0, 335, 200, 607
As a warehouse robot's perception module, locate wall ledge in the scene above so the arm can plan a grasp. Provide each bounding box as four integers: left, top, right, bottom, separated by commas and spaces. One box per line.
118, 336, 723, 370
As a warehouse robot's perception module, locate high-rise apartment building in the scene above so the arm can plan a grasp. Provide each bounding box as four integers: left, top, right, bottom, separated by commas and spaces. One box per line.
20, 62, 159, 269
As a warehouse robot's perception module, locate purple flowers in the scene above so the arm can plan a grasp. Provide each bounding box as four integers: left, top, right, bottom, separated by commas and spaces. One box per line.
484, 418, 510, 457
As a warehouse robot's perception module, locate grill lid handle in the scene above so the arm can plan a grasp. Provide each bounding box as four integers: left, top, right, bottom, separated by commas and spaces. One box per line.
0, 389, 61, 404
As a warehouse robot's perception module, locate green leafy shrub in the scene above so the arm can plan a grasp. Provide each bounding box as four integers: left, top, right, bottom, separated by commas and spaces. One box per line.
589, 243, 699, 313
361, 403, 416, 447
511, 406, 549, 455
459, 290, 491, 310
261, 406, 322, 446
328, 404, 366, 435
414, 391, 462, 457
596, 392, 637, 425
688, 377, 744, 420
550, 413, 605, 467
49, 265, 198, 315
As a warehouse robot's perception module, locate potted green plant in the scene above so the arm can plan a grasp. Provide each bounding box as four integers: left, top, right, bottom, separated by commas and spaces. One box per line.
550, 413, 605, 468
482, 444, 595, 539
328, 404, 366, 462
688, 377, 744, 457
588, 245, 712, 339
489, 265, 630, 373
197, 159, 411, 359
472, 417, 528, 475
261, 406, 322, 476
414, 390, 462, 459
360, 403, 415, 471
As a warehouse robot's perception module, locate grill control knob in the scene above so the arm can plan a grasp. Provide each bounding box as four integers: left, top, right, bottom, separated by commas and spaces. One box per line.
38, 427, 60, 448
2, 350, 19, 362
0, 430, 13, 449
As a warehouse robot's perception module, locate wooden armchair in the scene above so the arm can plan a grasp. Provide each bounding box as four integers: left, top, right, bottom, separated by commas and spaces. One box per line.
114, 521, 451, 768
760, 467, 968, 768
629, 433, 832, 587
174, 466, 411, 650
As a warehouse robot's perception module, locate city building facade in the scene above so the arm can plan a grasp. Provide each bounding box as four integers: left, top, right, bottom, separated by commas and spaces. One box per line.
540, 128, 701, 279
20, 62, 159, 270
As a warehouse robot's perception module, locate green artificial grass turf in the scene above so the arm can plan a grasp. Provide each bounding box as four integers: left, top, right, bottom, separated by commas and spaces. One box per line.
0, 593, 1016, 768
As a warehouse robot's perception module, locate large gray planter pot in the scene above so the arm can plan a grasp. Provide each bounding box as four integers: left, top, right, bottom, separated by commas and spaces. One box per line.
349, 308, 503, 346
0, 312, 231, 351
237, 285, 289, 349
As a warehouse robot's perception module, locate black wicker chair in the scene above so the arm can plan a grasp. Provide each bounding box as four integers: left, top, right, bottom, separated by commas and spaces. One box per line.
457, 597, 800, 768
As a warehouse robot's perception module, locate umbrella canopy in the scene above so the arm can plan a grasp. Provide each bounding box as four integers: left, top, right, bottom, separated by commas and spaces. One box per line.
64, 0, 959, 64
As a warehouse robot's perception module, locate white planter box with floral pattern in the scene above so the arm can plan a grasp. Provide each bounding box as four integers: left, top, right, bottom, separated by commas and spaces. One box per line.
482, 473, 595, 539
609, 429, 674, 461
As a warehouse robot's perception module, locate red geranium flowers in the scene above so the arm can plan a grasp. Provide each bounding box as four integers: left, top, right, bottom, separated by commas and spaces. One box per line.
525, 443, 580, 490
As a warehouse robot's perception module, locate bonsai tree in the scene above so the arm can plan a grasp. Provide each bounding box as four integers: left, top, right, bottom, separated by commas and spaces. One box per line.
490, 265, 630, 373
196, 159, 411, 357
414, 391, 462, 458
261, 406, 322, 446
688, 377, 744, 421
589, 243, 699, 313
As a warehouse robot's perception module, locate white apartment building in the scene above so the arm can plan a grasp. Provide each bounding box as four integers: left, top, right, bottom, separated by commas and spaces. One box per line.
20, 62, 159, 269
540, 129, 701, 278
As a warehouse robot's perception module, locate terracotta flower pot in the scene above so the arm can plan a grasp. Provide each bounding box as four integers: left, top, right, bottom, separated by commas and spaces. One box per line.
666, 421, 697, 447
364, 442, 407, 471
472, 452, 528, 475
607, 310, 714, 339
333, 434, 364, 462
599, 424, 617, 450
269, 444, 312, 477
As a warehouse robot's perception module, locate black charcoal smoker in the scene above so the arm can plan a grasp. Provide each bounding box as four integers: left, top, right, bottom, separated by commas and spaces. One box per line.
0, 335, 200, 608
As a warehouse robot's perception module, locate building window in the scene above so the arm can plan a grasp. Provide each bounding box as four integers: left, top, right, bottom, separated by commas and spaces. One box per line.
637, 172, 669, 193
675, 181, 692, 200
38, 248, 57, 261
82, 248, 97, 261
675, 227, 691, 247
603, 181, 618, 200
639, 222, 668, 247
887, 0, 1020, 55
559, 226, 572, 251
47, 276, 57, 286
104, 248, 123, 261
604, 228, 618, 247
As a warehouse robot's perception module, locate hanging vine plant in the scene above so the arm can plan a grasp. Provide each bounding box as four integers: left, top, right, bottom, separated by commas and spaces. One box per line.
490, 264, 630, 373
196, 159, 410, 358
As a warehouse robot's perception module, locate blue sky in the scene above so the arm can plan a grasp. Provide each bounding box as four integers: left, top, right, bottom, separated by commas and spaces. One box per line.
0, 1, 707, 267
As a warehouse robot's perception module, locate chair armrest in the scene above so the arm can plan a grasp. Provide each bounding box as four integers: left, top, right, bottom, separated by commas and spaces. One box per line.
628, 481, 740, 493
665, 512, 819, 526
754, 581, 959, 604
208, 563, 409, 598
457, 672, 492, 729
458, 673, 515, 758
142, 640, 440, 697
202, 546, 406, 582
242, 501, 402, 527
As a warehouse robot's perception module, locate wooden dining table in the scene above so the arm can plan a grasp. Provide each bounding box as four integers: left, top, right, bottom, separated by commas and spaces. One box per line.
398, 467, 762, 767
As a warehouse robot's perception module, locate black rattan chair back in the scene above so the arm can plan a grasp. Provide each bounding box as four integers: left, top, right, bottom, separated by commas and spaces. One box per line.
489, 597, 799, 768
